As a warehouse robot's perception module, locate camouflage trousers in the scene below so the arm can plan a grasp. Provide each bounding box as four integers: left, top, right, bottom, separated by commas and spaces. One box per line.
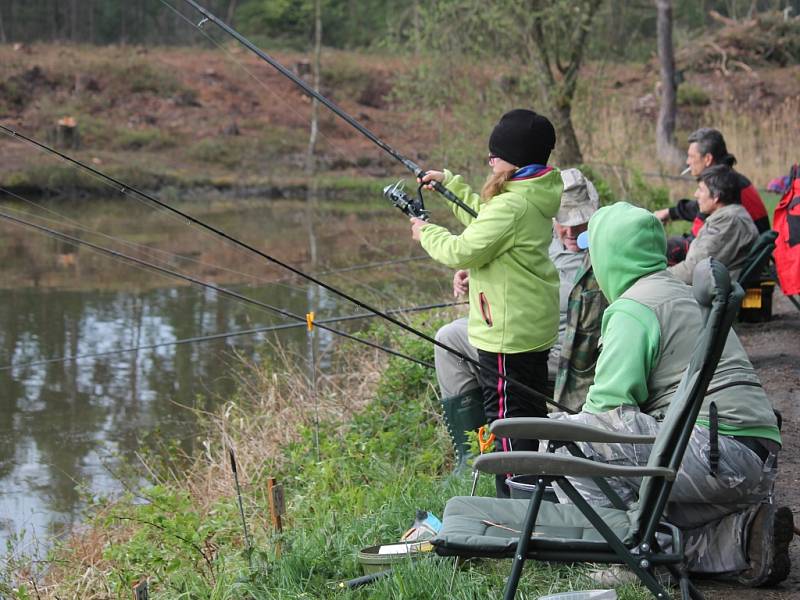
546, 406, 778, 574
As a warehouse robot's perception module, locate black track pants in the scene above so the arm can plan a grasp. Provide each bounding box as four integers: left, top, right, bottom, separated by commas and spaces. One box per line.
476, 348, 550, 497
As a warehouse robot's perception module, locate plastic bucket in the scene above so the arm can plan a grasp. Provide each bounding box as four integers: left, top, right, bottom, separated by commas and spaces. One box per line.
538, 590, 617, 600
506, 474, 559, 502
356, 541, 432, 575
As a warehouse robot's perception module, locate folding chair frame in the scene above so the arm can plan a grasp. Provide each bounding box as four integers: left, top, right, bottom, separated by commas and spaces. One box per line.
435, 260, 744, 600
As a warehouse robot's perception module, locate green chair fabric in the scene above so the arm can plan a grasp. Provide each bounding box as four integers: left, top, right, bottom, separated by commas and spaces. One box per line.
737, 229, 777, 286
433, 496, 635, 556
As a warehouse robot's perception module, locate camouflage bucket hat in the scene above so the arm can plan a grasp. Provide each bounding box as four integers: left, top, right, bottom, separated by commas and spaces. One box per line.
557, 168, 599, 226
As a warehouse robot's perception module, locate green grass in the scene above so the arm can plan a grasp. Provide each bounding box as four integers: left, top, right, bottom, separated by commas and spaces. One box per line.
112, 128, 178, 151
677, 84, 711, 107
24, 321, 651, 599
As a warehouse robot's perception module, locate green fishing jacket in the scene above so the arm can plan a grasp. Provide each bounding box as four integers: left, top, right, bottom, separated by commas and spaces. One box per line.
420, 169, 562, 354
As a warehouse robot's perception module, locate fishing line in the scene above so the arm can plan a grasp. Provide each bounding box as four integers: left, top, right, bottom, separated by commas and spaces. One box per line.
0, 130, 308, 289
0, 177, 436, 297
1, 300, 465, 371
0, 206, 440, 370
147, 4, 445, 301
0, 126, 411, 305
0, 125, 573, 413
176, 0, 479, 218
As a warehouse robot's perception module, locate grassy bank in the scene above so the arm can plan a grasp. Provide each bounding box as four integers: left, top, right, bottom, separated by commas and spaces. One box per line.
0, 43, 411, 199
5, 317, 649, 599
2, 44, 798, 203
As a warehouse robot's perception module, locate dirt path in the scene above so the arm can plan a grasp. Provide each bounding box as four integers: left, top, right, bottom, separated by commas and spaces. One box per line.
700, 288, 800, 599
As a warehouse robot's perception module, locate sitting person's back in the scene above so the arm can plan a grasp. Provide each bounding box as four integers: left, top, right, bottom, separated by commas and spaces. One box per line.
552, 202, 787, 585
668, 164, 758, 284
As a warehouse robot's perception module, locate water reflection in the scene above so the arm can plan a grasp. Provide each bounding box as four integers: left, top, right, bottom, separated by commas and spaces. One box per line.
0, 193, 451, 555
0, 283, 333, 550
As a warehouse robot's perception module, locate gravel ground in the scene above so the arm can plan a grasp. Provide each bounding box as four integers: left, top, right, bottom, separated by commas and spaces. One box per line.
700, 287, 800, 600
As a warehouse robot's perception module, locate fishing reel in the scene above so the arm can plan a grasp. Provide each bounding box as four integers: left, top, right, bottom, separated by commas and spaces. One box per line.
382, 180, 429, 221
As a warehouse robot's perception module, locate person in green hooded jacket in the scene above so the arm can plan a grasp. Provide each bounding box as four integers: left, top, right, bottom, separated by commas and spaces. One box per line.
550, 202, 790, 586
410, 109, 562, 497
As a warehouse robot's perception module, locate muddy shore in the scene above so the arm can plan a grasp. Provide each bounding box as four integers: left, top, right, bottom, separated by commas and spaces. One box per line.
702, 289, 800, 599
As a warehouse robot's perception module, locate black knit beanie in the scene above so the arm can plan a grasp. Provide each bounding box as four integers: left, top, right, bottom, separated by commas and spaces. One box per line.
488, 109, 556, 167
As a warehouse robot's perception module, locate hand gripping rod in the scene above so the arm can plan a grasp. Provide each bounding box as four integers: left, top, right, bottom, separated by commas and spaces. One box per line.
180, 0, 477, 219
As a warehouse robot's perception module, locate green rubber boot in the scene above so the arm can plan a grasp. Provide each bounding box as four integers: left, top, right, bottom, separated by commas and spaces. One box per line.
441, 388, 487, 473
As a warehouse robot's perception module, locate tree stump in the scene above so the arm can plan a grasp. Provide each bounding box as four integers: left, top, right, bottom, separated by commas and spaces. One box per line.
295, 59, 311, 78
55, 117, 80, 149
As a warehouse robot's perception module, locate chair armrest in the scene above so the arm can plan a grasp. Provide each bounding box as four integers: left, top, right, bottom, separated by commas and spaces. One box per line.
474, 451, 675, 481
489, 417, 657, 444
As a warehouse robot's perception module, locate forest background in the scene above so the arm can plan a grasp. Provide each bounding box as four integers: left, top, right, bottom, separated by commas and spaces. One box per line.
1, 0, 799, 201
1, 1, 800, 599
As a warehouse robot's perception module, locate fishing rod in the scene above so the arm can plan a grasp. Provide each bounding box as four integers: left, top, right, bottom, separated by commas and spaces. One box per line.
0, 208, 438, 370
0, 300, 465, 372
178, 0, 478, 220
229, 448, 253, 569
0, 126, 572, 413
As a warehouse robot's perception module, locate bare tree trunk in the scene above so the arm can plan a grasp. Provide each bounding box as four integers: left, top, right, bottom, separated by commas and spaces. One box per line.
551, 105, 583, 167
50, 0, 59, 40
305, 0, 322, 304
655, 0, 684, 166
120, 2, 127, 44
306, 0, 322, 180
70, 0, 78, 42
89, 0, 95, 44
528, 0, 602, 166
0, 3, 7, 43
226, 0, 238, 24
412, 0, 421, 57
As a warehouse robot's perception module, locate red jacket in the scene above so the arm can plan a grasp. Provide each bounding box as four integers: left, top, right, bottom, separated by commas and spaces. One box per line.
773, 165, 800, 295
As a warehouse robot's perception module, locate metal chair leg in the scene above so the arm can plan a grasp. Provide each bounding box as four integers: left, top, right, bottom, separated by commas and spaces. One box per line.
502, 478, 546, 600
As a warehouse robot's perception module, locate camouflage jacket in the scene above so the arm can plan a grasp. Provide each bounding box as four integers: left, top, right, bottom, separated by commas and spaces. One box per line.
552, 253, 608, 412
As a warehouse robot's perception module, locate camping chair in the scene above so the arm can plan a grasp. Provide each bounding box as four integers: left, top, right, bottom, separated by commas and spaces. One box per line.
431, 258, 744, 600
738, 230, 778, 287
737, 230, 778, 322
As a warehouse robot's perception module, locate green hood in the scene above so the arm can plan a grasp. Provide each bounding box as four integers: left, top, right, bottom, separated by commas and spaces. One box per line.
588, 202, 667, 302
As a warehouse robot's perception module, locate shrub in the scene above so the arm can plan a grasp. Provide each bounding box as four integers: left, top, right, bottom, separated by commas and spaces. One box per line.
677, 84, 710, 107
112, 128, 178, 151
627, 169, 671, 211
576, 164, 616, 206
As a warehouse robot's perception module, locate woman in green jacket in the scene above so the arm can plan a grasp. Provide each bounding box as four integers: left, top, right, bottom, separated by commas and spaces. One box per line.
410, 109, 562, 496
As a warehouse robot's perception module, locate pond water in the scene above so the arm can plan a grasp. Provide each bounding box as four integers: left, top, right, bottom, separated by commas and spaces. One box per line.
0, 192, 454, 557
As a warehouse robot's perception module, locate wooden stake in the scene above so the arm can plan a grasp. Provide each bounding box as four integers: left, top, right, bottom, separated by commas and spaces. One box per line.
268, 477, 285, 557
267, 477, 285, 532
132, 578, 148, 600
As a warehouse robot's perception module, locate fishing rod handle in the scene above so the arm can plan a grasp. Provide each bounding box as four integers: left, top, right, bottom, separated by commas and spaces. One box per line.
413, 164, 479, 219
337, 569, 392, 589
431, 181, 478, 218
229, 448, 238, 473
